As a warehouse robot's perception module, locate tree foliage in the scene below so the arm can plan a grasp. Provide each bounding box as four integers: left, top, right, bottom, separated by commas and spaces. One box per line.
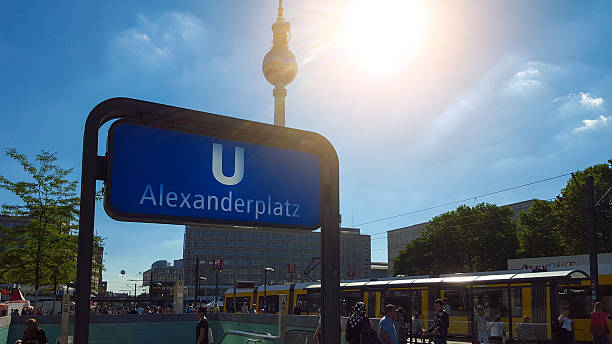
393, 203, 519, 276
0, 149, 81, 290
518, 159, 612, 257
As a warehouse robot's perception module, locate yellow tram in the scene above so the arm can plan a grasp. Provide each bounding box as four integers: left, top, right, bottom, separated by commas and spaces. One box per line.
226, 269, 610, 343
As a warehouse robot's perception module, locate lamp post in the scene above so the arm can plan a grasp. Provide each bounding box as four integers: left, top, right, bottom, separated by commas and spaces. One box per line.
194, 258, 200, 304
264, 267, 274, 313
198, 277, 206, 304
213, 259, 222, 309
148, 270, 154, 302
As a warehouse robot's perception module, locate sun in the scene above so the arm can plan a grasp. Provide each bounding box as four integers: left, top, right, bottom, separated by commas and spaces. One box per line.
338, 0, 427, 75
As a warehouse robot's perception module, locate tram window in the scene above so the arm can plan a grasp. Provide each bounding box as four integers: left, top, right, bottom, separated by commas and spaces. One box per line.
296, 294, 311, 314
600, 286, 612, 315
558, 286, 590, 318
367, 292, 377, 318
308, 292, 322, 314
442, 289, 468, 317
473, 288, 522, 319
227, 296, 251, 312
258, 295, 280, 313
384, 290, 421, 318
342, 291, 363, 316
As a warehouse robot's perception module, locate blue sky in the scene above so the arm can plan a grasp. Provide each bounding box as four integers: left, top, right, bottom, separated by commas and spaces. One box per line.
1, 1, 611, 291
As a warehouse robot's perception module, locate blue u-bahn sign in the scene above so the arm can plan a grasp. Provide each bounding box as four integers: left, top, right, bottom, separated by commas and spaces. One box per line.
104, 120, 326, 229
77, 98, 340, 344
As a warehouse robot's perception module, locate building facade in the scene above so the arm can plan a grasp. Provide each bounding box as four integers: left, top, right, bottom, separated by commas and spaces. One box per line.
183, 225, 371, 300
387, 200, 536, 275
142, 259, 184, 303
370, 262, 389, 279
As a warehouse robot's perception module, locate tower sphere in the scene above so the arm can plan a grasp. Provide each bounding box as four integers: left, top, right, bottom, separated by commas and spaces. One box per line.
262, 48, 298, 87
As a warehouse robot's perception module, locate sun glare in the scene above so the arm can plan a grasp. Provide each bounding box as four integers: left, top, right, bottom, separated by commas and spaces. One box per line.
339, 0, 427, 75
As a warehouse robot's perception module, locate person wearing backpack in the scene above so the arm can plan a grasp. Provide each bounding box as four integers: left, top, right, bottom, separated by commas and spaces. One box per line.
195, 306, 211, 344
346, 302, 379, 343
591, 302, 610, 344
424, 299, 450, 344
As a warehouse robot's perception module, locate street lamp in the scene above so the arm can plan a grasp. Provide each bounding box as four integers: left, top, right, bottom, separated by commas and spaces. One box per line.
264, 267, 274, 313
198, 277, 207, 304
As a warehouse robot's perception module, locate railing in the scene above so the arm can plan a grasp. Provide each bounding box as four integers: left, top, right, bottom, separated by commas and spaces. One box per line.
226, 329, 316, 344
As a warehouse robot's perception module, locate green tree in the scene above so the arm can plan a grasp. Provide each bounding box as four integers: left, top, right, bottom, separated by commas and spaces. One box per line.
517, 159, 612, 256
517, 200, 564, 257
0, 148, 81, 291
393, 203, 519, 276
555, 160, 612, 254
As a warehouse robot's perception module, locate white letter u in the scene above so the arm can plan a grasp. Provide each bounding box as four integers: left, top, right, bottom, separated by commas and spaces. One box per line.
212, 143, 244, 185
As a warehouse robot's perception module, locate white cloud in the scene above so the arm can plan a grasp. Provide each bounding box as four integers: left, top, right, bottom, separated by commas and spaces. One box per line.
573, 114, 611, 132
111, 11, 207, 68
428, 57, 612, 173
431, 59, 561, 145
504, 67, 542, 95
556, 92, 605, 117
580, 92, 604, 108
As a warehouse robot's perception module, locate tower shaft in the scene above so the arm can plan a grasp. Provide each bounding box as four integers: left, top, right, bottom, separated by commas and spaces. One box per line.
273, 87, 287, 126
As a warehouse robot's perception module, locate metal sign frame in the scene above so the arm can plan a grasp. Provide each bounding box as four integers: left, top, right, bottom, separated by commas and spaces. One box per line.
75, 98, 340, 343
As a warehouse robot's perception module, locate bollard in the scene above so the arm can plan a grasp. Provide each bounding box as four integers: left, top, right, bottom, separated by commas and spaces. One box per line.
61, 292, 70, 344
278, 294, 287, 341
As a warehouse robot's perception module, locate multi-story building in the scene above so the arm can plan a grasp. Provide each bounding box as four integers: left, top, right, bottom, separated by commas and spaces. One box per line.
142, 259, 184, 302
183, 225, 371, 300
92, 244, 104, 295
370, 262, 389, 279
387, 200, 536, 275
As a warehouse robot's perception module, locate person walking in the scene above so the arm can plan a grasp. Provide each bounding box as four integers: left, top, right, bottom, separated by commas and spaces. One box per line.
345, 302, 373, 343
411, 313, 423, 342
396, 307, 408, 344
423, 299, 450, 344
21, 318, 47, 344
378, 304, 399, 344
591, 302, 610, 344
489, 317, 506, 344
475, 305, 490, 344
195, 306, 210, 344
516, 316, 535, 344
558, 308, 573, 344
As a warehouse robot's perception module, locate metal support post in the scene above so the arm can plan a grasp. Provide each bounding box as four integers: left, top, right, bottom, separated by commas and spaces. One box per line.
264, 269, 268, 313
215, 268, 219, 307
195, 258, 200, 304
321, 164, 340, 343
149, 269, 153, 302
585, 175, 599, 302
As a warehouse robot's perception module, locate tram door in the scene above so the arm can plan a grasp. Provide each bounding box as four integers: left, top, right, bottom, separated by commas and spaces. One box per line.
384, 289, 423, 324
441, 288, 471, 337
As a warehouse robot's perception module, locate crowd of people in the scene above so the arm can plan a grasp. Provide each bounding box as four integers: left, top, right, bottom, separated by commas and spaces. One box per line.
7, 308, 46, 316
315, 298, 451, 344
91, 304, 174, 315
474, 301, 611, 344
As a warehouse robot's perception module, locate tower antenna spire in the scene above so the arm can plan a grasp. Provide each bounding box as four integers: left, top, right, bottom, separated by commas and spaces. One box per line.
278, 0, 284, 18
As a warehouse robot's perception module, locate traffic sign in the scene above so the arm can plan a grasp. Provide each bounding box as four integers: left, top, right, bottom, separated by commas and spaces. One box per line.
104, 120, 322, 229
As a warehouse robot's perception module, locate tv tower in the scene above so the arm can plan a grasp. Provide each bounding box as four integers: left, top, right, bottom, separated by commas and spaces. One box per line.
262, 0, 298, 127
